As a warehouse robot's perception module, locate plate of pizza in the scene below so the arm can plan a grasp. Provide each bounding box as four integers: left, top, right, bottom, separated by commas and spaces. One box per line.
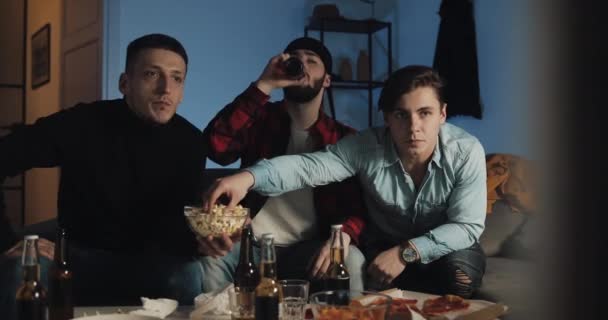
377, 289, 508, 320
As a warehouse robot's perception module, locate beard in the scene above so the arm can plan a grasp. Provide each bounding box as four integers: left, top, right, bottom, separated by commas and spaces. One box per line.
283, 76, 324, 103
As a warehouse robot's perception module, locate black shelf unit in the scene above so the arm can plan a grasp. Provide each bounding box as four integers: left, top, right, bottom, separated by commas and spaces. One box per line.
305, 18, 392, 127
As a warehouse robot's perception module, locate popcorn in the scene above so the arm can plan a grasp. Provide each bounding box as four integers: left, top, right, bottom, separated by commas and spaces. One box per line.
209, 204, 247, 216
185, 205, 248, 237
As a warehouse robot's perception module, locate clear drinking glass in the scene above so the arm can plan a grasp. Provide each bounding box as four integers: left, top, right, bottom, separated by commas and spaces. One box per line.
309, 290, 392, 320
228, 287, 255, 320
278, 279, 309, 320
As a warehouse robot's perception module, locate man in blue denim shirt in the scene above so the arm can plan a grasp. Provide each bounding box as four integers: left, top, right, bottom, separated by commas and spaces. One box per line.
203, 66, 486, 298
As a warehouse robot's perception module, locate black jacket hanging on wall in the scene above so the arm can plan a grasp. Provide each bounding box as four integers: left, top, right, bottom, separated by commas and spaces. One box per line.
433, 0, 483, 119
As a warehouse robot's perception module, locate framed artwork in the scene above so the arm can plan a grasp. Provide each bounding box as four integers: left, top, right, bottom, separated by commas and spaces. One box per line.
31, 23, 50, 89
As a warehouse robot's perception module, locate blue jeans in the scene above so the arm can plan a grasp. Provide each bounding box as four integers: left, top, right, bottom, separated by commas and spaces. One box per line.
1, 244, 204, 320
201, 240, 366, 292
362, 240, 486, 298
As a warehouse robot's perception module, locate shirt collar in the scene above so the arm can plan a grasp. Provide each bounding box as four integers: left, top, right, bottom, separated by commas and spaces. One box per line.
430, 136, 443, 169
383, 128, 400, 167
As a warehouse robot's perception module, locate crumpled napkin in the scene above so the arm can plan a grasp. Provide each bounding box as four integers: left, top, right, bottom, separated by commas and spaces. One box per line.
190, 283, 233, 320
129, 297, 178, 319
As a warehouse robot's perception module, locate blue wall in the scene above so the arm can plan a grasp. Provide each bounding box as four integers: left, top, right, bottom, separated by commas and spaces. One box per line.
103, 0, 530, 168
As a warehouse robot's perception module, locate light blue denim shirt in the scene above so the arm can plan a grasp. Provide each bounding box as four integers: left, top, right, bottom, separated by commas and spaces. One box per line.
248, 123, 486, 264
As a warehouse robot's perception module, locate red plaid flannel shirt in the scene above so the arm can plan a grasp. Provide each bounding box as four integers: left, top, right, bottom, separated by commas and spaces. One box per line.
203, 84, 367, 243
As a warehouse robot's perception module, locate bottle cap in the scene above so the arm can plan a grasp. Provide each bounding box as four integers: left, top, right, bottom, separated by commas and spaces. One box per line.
261, 233, 274, 240
24, 235, 39, 240
331, 224, 343, 230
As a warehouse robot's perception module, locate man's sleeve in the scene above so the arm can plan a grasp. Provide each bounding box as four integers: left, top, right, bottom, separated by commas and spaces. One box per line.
202, 84, 270, 165
249, 135, 359, 196
335, 176, 367, 245
0, 110, 71, 252
0, 189, 18, 253
0, 110, 71, 181
409, 141, 487, 264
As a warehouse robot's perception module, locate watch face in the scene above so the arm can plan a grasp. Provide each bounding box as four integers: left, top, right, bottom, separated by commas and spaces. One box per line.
403, 247, 417, 263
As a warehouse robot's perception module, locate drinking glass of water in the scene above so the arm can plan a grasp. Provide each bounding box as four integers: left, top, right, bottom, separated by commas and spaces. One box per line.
278, 279, 309, 320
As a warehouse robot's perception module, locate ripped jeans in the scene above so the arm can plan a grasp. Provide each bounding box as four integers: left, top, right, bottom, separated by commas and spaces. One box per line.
363, 242, 486, 298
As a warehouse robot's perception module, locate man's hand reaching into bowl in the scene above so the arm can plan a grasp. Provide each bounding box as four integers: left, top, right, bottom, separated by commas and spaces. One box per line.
203, 171, 255, 212
197, 170, 256, 258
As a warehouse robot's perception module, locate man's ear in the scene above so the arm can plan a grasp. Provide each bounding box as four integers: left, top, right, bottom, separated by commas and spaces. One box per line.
323, 73, 331, 88
440, 103, 447, 124
118, 73, 128, 95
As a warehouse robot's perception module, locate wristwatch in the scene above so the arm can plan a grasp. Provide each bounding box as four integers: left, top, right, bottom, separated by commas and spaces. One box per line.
401, 246, 418, 264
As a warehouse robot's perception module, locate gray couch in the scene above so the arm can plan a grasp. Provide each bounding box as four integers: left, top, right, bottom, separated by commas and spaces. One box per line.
477, 200, 536, 319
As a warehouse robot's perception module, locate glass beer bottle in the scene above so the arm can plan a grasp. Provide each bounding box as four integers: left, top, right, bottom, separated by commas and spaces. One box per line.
254, 233, 279, 320
233, 225, 258, 320
49, 228, 73, 320
16, 235, 48, 320
324, 224, 350, 291
283, 57, 304, 79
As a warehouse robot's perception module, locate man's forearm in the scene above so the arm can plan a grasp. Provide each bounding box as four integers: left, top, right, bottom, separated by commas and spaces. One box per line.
409, 221, 482, 264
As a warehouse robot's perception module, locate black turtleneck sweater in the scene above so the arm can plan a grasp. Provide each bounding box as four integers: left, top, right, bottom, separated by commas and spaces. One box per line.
0, 99, 206, 256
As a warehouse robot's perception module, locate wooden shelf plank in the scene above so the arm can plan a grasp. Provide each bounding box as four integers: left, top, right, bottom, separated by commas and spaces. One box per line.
307, 18, 390, 34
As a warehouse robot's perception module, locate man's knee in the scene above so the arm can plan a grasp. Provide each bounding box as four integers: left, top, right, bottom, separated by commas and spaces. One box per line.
200, 245, 241, 292
166, 260, 204, 305
345, 245, 365, 275
446, 268, 476, 298
438, 246, 485, 298
441, 263, 483, 298
345, 245, 366, 291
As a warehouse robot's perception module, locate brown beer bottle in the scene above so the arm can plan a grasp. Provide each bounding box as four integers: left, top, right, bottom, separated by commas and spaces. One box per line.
283, 57, 304, 79
49, 228, 73, 320
233, 225, 259, 320
324, 224, 350, 291
254, 233, 279, 320
16, 235, 48, 320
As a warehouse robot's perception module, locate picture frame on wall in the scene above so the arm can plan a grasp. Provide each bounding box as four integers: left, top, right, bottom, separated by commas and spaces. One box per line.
31, 23, 50, 89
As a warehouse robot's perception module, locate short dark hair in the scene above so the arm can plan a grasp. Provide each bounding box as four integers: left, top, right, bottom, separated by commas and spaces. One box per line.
125, 33, 188, 73
378, 65, 445, 112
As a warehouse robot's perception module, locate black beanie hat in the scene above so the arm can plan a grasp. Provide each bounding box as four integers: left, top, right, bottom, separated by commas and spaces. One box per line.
284, 37, 333, 74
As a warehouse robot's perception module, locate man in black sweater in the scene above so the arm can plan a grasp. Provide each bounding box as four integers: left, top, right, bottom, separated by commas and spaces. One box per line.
0, 34, 208, 317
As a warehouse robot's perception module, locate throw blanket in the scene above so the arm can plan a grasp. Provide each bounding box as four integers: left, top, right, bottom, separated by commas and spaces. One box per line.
486, 154, 535, 214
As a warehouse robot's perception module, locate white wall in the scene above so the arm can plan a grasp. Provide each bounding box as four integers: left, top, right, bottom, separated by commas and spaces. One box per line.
0, 0, 26, 228
394, 0, 530, 157
104, 0, 531, 167
25, 0, 62, 224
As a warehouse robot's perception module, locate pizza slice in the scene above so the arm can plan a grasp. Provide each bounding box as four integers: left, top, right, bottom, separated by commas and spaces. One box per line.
422, 294, 470, 315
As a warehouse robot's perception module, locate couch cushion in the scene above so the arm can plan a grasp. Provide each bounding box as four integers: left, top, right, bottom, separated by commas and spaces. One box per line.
476, 257, 535, 318
479, 201, 526, 257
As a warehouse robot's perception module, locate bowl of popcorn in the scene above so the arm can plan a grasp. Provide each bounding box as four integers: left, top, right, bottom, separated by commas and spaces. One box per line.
184, 204, 249, 237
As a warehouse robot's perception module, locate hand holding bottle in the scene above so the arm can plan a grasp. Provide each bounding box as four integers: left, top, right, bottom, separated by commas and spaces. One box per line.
4, 238, 55, 260
254, 53, 307, 95
308, 231, 351, 279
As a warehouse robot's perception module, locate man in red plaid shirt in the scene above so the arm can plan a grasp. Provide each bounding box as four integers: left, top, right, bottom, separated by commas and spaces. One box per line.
199, 37, 368, 292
